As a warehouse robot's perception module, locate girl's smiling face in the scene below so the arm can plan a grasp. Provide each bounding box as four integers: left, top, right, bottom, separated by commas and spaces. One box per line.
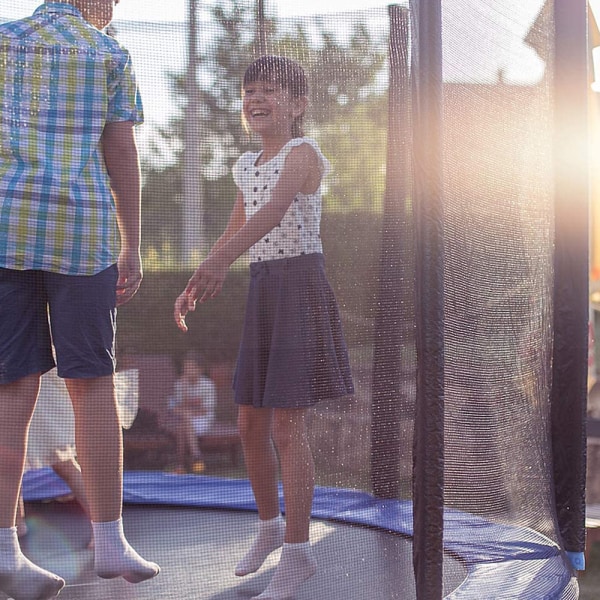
242, 79, 306, 139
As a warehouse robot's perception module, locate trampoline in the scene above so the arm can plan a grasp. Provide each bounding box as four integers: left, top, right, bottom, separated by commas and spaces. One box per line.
14, 469, 575, 600
18, 472, 466, 600
1, 0, 594, 598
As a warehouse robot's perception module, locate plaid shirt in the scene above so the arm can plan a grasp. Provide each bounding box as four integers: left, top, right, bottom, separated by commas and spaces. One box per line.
0, 3, 143, 275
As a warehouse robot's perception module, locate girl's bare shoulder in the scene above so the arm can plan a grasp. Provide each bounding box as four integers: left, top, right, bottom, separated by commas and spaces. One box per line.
286, 140, 325, 175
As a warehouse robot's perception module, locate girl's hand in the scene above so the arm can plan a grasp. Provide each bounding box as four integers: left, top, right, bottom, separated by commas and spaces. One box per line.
187, 255, 229, 302
173, 255, 230, 332
174, 291, 195, 332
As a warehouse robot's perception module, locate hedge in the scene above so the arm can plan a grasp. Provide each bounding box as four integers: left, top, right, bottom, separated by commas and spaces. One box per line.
117, 211, 385, 361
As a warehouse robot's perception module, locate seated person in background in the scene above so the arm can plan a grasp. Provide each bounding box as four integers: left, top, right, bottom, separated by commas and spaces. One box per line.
169, 352, 216, 474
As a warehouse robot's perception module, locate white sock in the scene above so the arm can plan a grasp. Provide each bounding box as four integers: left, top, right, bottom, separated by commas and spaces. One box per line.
0, 527, 65, 600
92, 518, 160, 583
253, 542, 317, 600
235, 515, 285, 577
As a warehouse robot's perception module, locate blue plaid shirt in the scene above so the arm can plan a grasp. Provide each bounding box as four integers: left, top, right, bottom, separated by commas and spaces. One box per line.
0, 3, 143, 275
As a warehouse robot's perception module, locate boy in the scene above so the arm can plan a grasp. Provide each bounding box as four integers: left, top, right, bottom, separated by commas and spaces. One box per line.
0, 2, 159, 598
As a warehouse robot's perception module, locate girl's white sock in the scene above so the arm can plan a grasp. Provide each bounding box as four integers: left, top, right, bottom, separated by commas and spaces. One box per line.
92, 518, 160, 583
253, 542, 317, 600
235, 515, 285, 576
0, 527, 65, 600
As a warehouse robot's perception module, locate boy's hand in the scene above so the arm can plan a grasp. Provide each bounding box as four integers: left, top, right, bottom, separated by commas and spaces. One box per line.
116, 248, 143, 306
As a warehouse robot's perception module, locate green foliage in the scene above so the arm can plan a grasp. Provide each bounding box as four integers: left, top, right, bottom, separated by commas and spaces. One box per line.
116, 269, 249, 360
140, 0, 389, 269
320, 98, 388, 212
321, 210, 382, 345
269, 21, 386, 127
118, 211, 384, 356
140, 164, 183, 265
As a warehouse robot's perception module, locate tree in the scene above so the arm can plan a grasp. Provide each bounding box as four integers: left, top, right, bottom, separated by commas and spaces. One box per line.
141, 0, 388, 268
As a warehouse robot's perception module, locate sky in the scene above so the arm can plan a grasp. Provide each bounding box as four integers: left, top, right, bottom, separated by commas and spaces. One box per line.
3, 0, 541, 22
2, 0, 402, 21
2, 0, 547, 159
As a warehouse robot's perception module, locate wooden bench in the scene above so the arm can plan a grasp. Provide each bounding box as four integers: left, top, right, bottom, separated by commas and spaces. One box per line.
124, 410, 242, 469
198, 423, 242, 466
120, 354, 242, 469
123, 408, 176, 469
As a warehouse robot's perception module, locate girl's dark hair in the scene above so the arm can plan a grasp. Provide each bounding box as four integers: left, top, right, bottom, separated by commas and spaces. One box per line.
243, 55, 308, 138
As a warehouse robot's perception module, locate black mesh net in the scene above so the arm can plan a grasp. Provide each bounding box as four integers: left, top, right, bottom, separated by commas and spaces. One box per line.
442, 0, 556, 527
0, 1, 588, 599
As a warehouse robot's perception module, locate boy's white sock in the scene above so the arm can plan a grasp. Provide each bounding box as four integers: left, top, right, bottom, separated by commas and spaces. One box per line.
235, 515, 285, 577
92, 518, 160, 583
0, 527, 65, 600
253, 542, 317, 600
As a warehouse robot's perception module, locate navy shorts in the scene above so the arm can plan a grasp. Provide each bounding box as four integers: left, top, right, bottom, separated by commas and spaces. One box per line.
0, 265, 118, 384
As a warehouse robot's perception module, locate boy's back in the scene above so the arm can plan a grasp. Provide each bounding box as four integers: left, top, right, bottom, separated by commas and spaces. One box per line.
0, 2, 143, 275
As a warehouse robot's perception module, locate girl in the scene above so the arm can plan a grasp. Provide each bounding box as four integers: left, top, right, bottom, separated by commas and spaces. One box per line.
174, 55, 354, 600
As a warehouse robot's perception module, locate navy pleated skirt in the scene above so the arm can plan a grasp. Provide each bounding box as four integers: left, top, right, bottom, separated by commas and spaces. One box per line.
233, 253, 354, 408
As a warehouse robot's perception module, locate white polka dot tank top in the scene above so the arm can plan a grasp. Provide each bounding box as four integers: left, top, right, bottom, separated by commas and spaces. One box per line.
232, 137, 330, 263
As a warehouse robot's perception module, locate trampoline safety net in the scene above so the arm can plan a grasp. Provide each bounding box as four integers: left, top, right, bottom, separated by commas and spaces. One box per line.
0, 1, 590, 599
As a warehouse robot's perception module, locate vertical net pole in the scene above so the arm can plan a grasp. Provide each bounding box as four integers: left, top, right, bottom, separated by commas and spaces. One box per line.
371, 4, 412, 499
183, 0, 205, 264
410, 0, 445, 597
551, 0, 589, 562
256, 0, 267, 56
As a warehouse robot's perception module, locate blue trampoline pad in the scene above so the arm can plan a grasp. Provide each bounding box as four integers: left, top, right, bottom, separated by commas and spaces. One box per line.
19, 470, 577, 599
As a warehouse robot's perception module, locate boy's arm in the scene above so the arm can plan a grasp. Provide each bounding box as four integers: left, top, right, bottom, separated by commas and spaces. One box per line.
102, 121, 143, 306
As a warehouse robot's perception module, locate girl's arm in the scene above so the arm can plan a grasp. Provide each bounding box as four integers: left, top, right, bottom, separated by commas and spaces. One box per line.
174, 192, 245, 331
193, 145, 319, 288
174, 144, 321, 331
211, 190, 246, 253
